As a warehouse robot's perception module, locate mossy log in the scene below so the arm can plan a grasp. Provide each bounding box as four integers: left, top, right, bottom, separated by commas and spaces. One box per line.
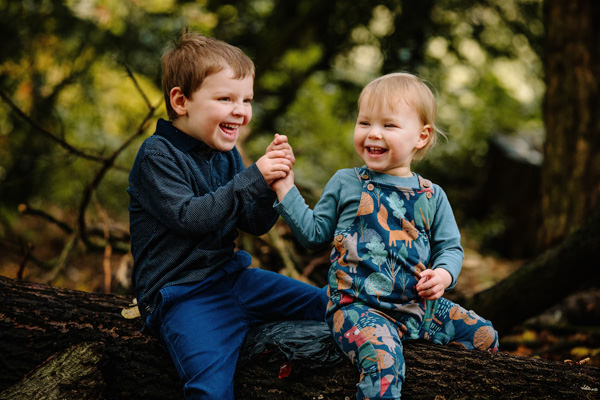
0, 276, 598, 400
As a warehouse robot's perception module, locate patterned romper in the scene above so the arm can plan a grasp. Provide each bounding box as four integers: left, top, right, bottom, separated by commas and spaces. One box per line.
325, 168, 498, 399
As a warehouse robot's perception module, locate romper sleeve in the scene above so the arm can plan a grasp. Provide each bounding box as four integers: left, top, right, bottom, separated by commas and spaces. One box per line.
429, 185, 464, 289
274, 171, 346, 249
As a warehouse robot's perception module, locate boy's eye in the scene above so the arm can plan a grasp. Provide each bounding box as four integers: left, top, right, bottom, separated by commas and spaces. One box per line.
358, 121, 370, 126
218, 97, 231, 102
385, 124, 398, 128
244, 98, 253, 104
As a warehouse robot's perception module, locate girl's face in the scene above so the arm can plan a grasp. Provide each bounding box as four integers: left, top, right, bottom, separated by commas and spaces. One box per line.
353, 98, 430, 177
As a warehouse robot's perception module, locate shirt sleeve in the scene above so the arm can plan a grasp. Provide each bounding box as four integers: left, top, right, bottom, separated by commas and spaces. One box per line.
274, 172, 346, 249
237, 163, 279, 236
132, 150, 272, 235
429, 185, 464, 289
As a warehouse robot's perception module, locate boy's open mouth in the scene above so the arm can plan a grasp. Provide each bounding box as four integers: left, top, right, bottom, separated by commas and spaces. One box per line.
220, 123, 239, 137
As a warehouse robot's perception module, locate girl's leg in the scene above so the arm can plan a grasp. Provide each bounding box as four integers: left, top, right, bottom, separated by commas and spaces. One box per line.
424, 297, 499, 352
327, 304, 405, 400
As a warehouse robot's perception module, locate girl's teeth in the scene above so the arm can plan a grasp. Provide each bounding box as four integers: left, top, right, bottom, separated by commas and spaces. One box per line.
368, 147, 385, 154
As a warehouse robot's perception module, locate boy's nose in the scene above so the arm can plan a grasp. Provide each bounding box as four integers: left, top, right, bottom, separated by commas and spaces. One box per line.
232, 102, 246, 116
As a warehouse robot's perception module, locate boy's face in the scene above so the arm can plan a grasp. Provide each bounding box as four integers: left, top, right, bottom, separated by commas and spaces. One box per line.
353, 98, 430, 177
173, 67, 253, 151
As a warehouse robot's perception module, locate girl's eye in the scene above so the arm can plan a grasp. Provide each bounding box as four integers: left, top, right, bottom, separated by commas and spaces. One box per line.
358, 121, 370, 126
219, 97, 231, 102
244, 98, 253, 104
385, 124, 398, 128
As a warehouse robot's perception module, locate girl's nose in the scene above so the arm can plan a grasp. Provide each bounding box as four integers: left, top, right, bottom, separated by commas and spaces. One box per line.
367, 127, 383, 139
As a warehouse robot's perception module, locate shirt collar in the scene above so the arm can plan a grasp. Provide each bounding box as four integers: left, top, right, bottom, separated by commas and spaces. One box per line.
154, 118, 213, 155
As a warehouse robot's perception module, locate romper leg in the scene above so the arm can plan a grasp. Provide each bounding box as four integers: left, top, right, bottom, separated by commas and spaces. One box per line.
425, 297, 499, 352
327, 304, 405, 400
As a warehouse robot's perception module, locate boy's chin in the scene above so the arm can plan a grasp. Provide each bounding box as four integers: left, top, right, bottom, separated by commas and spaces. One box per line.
212, 140, 237, 152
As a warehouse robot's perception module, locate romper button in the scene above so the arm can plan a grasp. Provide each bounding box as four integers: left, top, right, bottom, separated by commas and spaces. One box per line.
367, 183, 375, 191
362, 173, 369, 180
426, 192, 432, 199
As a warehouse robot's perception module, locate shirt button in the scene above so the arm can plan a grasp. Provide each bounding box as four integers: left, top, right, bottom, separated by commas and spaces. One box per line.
362, 173, 369, 180
426, 192, 432, 199
367, 183, 375, 191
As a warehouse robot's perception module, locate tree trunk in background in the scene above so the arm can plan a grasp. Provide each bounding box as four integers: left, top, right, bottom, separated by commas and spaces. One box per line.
539, 0, 600, 249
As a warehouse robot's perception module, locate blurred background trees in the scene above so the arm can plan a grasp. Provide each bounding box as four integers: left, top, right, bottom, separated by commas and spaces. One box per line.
0, 0, 598, 363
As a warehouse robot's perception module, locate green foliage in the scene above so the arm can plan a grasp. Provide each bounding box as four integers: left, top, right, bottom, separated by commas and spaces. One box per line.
0, 0, 545, 271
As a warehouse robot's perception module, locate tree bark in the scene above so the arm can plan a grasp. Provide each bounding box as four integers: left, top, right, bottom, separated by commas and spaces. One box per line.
540, 0, 600, 249
1, 276, 598, 400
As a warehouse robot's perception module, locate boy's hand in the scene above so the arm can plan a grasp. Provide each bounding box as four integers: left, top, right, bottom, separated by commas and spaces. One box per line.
256, 152, 292, 185
257, 134, 295, 185
416, 268, 452, 300
266, 133, 295, 165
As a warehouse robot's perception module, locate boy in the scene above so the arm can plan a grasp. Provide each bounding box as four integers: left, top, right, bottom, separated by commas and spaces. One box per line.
127, 32, 327, 399
271, 72, 498, 399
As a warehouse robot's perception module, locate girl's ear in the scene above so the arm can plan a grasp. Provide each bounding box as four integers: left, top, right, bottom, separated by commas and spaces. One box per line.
169, 87, 188, 117
416, 124, 432, 149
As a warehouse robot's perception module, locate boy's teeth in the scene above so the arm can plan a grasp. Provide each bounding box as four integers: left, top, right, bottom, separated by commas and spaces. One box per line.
220, 123, 238, 134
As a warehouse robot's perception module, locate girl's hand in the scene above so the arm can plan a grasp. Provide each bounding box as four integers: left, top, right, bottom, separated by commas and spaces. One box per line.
416, 268, 452, 300
271, 170, 295, 201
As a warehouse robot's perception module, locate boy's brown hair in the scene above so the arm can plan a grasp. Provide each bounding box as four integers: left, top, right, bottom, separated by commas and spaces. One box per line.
161, 31, 255, 120
358, 72, 441, 160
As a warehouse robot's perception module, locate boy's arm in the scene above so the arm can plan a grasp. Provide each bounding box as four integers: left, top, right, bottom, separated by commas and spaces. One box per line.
237, 134, 294, 235
236, 173, 279, 236
132, 149, 271, 235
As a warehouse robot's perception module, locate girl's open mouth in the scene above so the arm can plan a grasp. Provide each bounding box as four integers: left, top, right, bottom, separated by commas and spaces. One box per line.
366, 146, 387, 155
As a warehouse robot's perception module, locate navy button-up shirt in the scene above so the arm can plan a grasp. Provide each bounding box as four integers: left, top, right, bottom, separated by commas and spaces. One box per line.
128, 119, 278, 316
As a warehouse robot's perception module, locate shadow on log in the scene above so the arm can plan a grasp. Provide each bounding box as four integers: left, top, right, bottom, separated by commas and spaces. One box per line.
0, 276, 598, 399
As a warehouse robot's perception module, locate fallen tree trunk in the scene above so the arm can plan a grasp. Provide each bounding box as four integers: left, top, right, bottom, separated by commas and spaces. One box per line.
0, 276, 598, 400
463, 207, 600, 335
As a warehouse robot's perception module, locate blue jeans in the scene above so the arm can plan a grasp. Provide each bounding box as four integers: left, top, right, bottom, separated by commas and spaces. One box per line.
147, 266, 328, 400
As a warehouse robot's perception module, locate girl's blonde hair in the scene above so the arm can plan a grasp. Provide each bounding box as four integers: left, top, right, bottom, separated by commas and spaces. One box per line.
358, 72, 441, 160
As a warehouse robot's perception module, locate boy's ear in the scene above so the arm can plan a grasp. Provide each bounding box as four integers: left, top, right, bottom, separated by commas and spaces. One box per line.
416, 124, 432, 149
169, 87, 188, 117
